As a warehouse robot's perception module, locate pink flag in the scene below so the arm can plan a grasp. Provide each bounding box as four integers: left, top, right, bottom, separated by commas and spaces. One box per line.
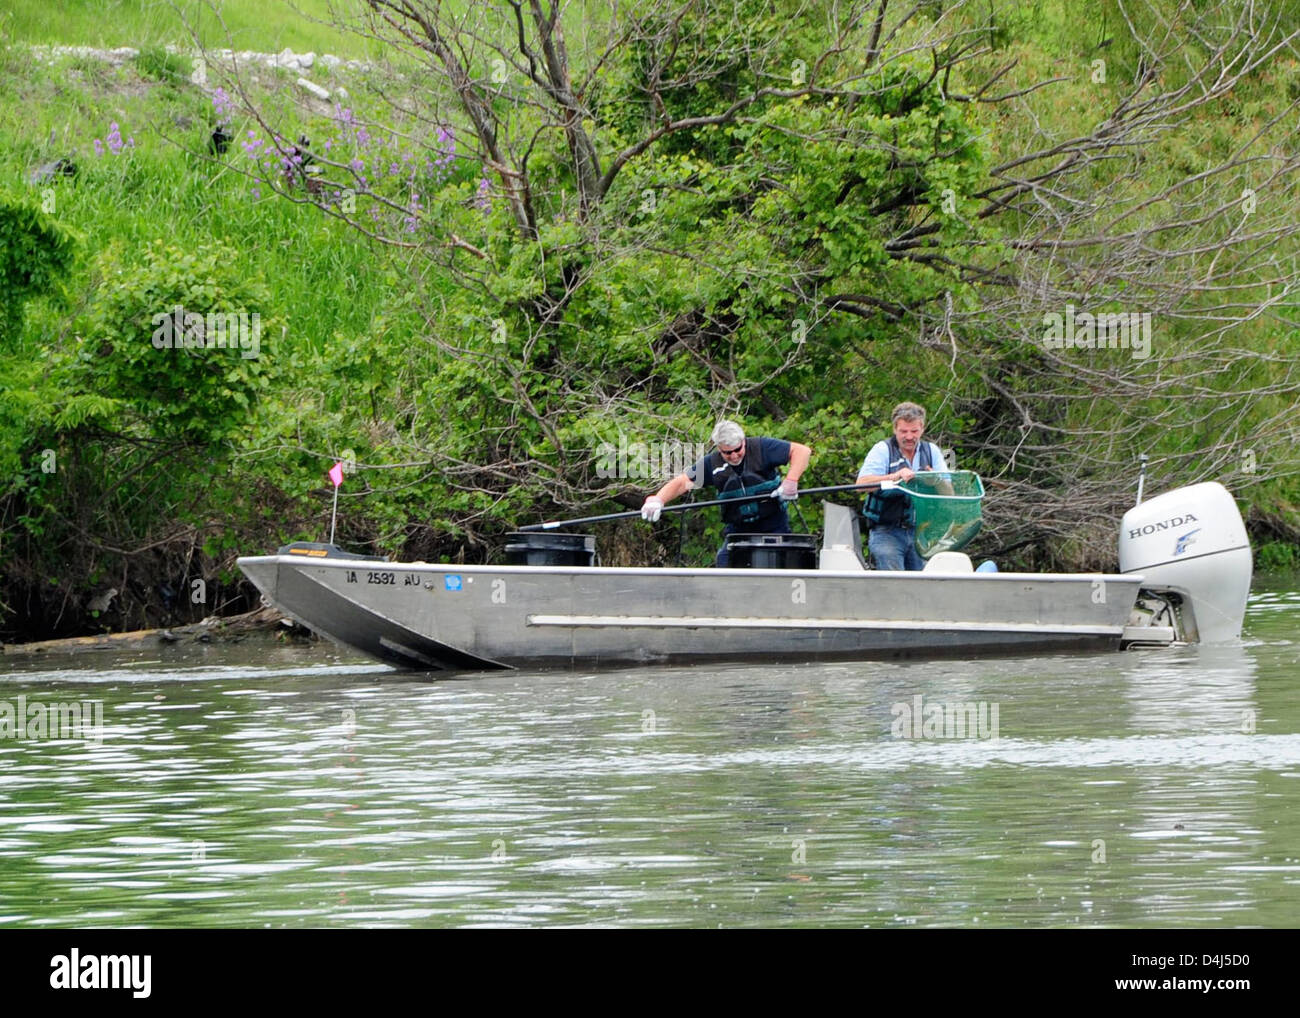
329, 462, 344, 487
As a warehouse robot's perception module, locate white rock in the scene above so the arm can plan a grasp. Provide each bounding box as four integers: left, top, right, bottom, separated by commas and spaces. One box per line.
298, 77, 331, 101
299, 51, 315, 69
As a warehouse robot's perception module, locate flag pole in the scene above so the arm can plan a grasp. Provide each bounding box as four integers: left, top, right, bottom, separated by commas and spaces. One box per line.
328, 462, 344, 544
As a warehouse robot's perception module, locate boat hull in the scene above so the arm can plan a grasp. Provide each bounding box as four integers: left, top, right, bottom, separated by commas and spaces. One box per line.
236, 555, 1147, 672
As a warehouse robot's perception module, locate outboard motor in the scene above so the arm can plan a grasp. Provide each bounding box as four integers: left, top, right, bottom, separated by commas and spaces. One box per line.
1118, 482, 1251, 642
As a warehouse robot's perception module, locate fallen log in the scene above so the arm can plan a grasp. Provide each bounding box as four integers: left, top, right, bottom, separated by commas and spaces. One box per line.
2, 605, 310, 657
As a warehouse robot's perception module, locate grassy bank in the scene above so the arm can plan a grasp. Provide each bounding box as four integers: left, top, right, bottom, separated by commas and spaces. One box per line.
0, 38, 471, 637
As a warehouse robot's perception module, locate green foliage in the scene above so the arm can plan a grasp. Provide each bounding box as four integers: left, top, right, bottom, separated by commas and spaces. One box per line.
54, 393, 120, 430
0, 354, 58, 489
0, 190, 77, 345
1257, 541, 1298, 572
74, 242, 275, 441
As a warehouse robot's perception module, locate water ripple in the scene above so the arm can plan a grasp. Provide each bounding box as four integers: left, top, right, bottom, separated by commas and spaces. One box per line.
0, 602, 1298, 927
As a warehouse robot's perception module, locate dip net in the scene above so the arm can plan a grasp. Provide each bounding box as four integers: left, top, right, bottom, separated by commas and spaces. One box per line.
898, 471, 985, 558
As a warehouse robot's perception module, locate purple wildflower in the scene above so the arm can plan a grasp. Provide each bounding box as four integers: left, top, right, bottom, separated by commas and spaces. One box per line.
436, 126, 455, 157
404, 192, 421, 233
107, 122, 123, 155
94, 138, 104, 157
429, 126, 456, 178
475, 175, 491, 212
212, 87, 234, 128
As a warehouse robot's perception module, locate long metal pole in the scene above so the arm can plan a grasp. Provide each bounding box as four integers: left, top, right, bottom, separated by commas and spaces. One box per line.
519, 482, 885, 531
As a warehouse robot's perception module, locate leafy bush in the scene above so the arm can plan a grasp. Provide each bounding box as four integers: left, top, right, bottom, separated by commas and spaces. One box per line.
74, 242, 277, 441
0, 191, 77, 345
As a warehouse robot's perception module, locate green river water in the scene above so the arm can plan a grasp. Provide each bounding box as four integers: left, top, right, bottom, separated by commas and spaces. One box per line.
1, 588, 1297, 928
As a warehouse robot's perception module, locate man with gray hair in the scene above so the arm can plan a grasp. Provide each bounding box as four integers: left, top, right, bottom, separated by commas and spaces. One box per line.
856, 402, 947, 570
641, 420, 812, 566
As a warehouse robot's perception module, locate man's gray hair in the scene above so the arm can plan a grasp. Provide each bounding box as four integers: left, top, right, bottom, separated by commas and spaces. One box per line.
891, 402, 926, 424
711, 420, 746, 447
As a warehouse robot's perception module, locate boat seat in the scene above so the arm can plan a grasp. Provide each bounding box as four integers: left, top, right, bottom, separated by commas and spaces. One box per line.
923, 551, 975, 573
820, 502, 869, 571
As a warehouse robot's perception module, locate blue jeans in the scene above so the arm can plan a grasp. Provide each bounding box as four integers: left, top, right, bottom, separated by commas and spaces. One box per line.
717, 511, 791, 567
868, 525, 925, 571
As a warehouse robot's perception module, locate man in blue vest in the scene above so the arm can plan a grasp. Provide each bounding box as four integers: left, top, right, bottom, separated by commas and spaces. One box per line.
640, 420, 812, 566
857, 402, 948, 570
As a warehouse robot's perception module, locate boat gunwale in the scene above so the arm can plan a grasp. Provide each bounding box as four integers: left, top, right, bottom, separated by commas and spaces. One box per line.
237, 554, 1146, 585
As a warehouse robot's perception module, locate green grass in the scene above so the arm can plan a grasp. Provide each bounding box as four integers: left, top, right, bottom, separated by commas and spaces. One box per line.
1, 53, 386, 356
0, 0, 384, 60
0, 23, 490, 361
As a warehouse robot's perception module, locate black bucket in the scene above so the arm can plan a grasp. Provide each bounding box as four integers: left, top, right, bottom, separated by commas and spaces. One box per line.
724, 533, 818, 569
504, 532, 597, 566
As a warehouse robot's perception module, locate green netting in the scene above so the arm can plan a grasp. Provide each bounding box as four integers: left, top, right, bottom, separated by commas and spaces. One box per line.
898, 470, 985, 558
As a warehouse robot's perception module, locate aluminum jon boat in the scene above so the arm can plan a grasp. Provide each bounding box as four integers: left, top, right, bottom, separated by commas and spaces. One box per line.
236, 481, 1252, 673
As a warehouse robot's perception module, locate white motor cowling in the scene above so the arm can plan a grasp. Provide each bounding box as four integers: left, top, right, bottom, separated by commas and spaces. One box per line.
1118, 482, 1252, 642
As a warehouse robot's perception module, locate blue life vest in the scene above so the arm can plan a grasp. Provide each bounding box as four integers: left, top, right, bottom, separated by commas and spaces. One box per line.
863, 437, 933, 528
706, 437, 783, 526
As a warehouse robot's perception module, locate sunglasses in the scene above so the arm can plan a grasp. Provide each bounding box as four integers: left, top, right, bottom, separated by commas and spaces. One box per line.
717, 444, 744, 455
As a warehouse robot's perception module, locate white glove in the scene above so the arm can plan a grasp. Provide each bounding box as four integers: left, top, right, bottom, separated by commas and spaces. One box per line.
772, 478, 798, 501
641, 496, 664, 522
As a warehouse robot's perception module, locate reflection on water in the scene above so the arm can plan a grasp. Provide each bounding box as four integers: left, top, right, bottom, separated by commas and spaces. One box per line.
1, 593, 1298, 927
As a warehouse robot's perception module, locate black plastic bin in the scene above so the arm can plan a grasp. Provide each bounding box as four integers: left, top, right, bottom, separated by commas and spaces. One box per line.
503, 532, 598, 566
723, 533, 817, 569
